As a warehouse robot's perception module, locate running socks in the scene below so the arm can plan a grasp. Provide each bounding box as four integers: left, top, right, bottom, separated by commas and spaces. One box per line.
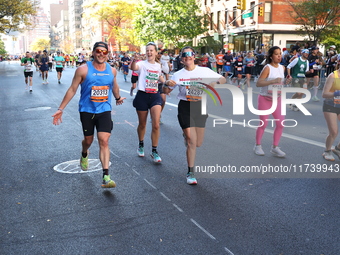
139, 140, 144, 148
103, 169, 109, 177
187, 167, 194, 174
152, 146, 157, 153
82, 152, 88, 158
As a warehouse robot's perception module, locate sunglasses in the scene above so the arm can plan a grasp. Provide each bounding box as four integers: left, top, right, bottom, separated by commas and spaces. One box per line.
95, 49, 108, 55
147, 42, 156, 46
181, 51, 195, 57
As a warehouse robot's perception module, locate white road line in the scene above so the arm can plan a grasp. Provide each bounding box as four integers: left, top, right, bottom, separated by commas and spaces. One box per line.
224, 247, 235, 255
144, 178, 157, 189
132, 168, 140, 175
172, 203, 184, 213
125, 162, 130, 167
190, 219, 216, 240
159, 192, 171, 201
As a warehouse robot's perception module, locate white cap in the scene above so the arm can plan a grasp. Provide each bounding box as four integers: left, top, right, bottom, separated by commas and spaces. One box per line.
330, 45, 336, 49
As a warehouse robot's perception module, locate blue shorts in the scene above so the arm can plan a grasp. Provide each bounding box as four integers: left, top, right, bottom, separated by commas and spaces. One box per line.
224, 65, 231, 72
133, 90, 163, 111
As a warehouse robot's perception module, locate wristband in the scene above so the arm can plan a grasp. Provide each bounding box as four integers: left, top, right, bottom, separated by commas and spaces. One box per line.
58, 108, 63, 112
115, 96, 121, 101
334, 91, 340, 97
216, 81, 220, 84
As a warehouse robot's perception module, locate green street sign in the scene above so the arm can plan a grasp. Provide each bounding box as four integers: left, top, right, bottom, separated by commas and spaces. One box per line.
242, 12, 253, 19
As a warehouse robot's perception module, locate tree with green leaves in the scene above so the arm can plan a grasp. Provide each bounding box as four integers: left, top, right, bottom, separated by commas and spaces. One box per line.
134, 0, 208, 49
30, 37, 51, 52
286, 0, 340, 45
0, 0, 37, 34
83, 0, 136, 51
0, 36, 6, 56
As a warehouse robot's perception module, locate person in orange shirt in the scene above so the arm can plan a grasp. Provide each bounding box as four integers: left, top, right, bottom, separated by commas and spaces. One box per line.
64, 54, 70, 67
216, 50, 225, 74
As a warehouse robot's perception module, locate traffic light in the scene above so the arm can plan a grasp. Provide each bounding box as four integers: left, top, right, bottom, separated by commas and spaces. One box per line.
236, 0, 244, 10
258, 7, 264, 16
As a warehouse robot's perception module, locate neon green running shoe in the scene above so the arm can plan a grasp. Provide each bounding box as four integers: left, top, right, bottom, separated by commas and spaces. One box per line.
102, 175, 116, 188
80, 151, 89, 171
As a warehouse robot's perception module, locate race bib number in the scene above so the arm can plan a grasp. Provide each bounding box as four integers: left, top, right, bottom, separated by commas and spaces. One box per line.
145, 81, 158, 93
297, 73, 305, 78
226, 62, 231, 66
185, 85, 203, 101
237, 67, 242, 71
90, 86, 109, 102
57, 61, 62, 65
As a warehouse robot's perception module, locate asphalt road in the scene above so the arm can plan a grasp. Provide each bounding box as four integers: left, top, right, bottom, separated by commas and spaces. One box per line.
1, 60, 339, 255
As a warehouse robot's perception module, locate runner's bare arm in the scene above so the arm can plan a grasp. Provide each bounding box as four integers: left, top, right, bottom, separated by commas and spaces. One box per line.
52, 65, 87, 125
111, 67, 125, 105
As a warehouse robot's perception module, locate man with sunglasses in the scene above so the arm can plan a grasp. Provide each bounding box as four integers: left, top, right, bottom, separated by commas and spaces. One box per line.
52, 41, 125, 188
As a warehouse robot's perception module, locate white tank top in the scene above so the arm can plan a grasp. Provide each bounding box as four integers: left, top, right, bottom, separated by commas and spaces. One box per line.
259, 64, 285, 97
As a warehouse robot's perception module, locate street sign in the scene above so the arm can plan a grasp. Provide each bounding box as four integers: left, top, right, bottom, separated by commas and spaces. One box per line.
242, 12, 253, 19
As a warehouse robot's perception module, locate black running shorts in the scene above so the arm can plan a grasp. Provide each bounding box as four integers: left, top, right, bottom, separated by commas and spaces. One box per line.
56, 67, 63, 73
24, 71, 33, 78
133, 90, 163, 111
323, 102, 340, 115
80, 111, 113, 136
177, 100, 208, 129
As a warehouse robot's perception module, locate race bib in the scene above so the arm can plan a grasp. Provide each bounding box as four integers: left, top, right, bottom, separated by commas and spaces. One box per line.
226, 62, 231, 66
297, 73, 305, 78
334, 96, 340, 106
145, 81, 158, 93
26, 64, 32, 71
57, 61, 62, 65
268, 83, 283, 95
90, 86, 109, 102
185, 85, 203, 101
237, 67, 242, 71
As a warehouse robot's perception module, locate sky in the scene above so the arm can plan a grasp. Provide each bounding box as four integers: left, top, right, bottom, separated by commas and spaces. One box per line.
41, 0, 60, 13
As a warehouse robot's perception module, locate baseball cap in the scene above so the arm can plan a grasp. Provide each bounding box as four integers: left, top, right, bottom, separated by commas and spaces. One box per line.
301, 49, 309, 54
311, 46, 319, 50
330, 45, 336, 49
93, 41, 108, 51
43, 50, 47, 53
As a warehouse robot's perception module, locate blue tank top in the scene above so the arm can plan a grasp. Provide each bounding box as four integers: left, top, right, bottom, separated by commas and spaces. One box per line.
79, 61, 114, 113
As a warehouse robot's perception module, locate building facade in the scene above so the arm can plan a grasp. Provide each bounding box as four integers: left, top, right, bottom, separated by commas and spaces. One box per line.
197, 0, 307, 54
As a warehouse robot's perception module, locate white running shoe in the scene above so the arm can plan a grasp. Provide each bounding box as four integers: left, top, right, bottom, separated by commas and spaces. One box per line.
270, 146, 286, 157
323, 151, 335, 161
312, 96, 320, 102
254, 145, 265, 156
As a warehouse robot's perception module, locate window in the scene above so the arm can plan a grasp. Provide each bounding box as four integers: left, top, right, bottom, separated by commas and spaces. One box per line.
217, 11, 221, 31
264, 2, 272, 23
210, 12, 214, 30
233, 7, 237, 26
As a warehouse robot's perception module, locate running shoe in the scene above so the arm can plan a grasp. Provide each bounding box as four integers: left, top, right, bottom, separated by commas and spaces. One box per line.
186, 172, 197, 185
45, 79, 49, 84
150, 151, 162, 163
58, 80, 61, 84
292, 105, 300, 112
270, 146, 286, 157
102, 175, 116, 188
312, 96, 320, 102
25, 84, 28, 90
332, 147, 340, 160
130, 88, 134, 96
254, 145, 265, 156
29, 89, 32, 94
323, 151, 335, 161
80, 151, 89, 171
137, 146, 144, 157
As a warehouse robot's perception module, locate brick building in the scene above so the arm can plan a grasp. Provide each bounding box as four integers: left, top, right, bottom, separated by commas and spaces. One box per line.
197, 0, 310, 54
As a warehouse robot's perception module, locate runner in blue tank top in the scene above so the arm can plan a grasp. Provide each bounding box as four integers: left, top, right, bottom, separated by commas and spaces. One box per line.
52, 42, 126, 188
